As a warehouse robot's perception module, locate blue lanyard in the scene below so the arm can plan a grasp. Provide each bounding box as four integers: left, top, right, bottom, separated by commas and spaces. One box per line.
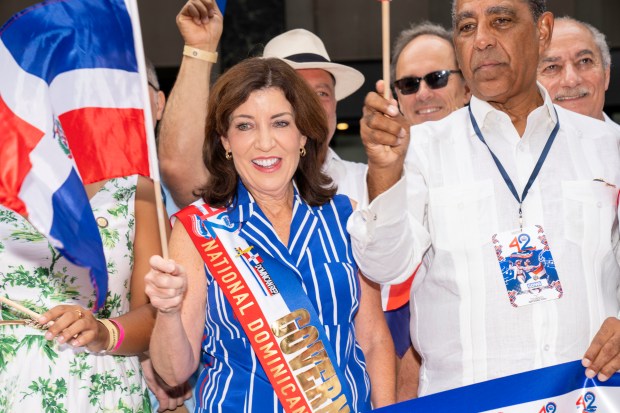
468, 105, 560, 229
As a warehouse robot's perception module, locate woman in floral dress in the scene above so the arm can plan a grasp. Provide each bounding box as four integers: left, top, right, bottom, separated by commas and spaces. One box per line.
0, 175, 162, 412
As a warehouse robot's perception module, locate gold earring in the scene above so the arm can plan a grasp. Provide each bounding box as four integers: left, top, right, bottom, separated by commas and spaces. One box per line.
299, 147, 306, 157
225, 151, 232, 160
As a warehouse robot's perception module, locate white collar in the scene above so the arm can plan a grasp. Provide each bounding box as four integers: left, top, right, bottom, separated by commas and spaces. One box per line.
469, 82, 558, 130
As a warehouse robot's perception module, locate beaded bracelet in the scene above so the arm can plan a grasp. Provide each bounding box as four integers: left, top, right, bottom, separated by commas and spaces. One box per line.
109, 318, 125, 351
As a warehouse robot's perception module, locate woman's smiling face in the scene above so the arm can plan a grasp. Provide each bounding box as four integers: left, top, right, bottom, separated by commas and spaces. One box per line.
221, 87, 307, 200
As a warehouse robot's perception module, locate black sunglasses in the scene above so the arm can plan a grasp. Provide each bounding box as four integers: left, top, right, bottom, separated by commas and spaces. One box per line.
393, 70, 462, 95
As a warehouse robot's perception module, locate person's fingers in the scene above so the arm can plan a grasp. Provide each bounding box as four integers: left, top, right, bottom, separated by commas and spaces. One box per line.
149, 255, 180, 275
375, 79, 386, 95
361, 113, 407, 147
42, 305, 86, 339
145, 281, 186, 313
38, 304, 70, 325
201, 0, 218, 17
70, 328, 97, 347
189, 0, 209, 19
364, 92, 399, 118
597, 355, 620, 382
366, 110, 405, 138
375, 79, 398, 104
583, 317, 620, 380
40, 305, 96, 343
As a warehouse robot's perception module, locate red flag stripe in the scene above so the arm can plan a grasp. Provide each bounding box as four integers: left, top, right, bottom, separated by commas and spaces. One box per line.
59, 107, 150, 184
0, 95, 45, 215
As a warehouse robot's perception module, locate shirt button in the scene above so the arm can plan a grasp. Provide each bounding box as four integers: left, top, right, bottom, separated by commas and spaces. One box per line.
458, 202, 464, 209
518, 145, 527, 152
543, 344, 550, 351
597, 201, 603, 208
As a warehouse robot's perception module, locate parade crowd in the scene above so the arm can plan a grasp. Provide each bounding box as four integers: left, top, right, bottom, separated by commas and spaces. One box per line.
2, 0, 620, 412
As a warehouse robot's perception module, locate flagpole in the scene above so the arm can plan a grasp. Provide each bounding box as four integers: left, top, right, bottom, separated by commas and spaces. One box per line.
382, 0, 391, 100
126, 0, 169, 259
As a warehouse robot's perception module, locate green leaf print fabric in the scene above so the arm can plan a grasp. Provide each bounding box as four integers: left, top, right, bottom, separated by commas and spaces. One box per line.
0, 176, 150, 412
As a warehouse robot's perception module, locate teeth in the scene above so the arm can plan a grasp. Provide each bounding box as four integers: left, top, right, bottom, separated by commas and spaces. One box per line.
556, 93, 587, 101
253, 158, 279, 167
417, 107, 441, 115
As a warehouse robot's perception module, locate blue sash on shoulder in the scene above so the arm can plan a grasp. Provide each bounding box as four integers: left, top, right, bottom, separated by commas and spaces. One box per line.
177, 203, 354, 413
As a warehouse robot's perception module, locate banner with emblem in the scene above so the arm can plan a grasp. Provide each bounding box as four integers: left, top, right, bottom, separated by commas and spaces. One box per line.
176, 203, 355, 413
371, 360, 620, 413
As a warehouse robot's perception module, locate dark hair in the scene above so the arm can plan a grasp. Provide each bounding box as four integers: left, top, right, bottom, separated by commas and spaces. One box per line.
526, 0, 547, 21
452, 0, 546, 23
198, 57, 335, 207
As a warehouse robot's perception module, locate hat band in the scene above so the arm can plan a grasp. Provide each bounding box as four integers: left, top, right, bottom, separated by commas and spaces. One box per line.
284, 53, 331, 64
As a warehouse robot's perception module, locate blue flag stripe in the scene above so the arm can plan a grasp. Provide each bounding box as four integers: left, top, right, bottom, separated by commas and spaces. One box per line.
1, 0, 137, 85
49, 168, 108, 309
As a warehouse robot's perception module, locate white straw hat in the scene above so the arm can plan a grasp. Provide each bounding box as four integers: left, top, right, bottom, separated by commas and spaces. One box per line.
262, 29, 365, 101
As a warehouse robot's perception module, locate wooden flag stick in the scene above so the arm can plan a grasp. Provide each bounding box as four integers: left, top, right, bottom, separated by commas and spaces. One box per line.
0, 296, 41, 321
127, 0, 169, 259
152, 180, 170, 259
382, 0, 391, 100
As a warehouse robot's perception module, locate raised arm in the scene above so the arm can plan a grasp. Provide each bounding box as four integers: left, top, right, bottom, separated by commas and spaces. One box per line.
348, 81, 430, 285
158, 0, 223, 208
360, 80, 410, 200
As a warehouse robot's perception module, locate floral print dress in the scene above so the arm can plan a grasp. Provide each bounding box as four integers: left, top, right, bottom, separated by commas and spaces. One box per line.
0, 176, 150, 413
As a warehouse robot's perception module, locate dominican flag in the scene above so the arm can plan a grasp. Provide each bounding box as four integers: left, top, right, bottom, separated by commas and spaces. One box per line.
0, 0, 154, 310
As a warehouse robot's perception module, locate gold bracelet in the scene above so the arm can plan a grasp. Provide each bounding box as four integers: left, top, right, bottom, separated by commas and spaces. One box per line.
183, 45, 218, 63
97, 319, 119, 352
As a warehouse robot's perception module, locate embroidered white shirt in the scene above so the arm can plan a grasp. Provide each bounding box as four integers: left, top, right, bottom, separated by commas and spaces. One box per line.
348, 86, 620, 396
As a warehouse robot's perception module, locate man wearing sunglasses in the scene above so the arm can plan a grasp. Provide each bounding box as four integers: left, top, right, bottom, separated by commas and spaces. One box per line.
360, 22, 470, 402
391, 23, 471, 126
351, 0, 620, 397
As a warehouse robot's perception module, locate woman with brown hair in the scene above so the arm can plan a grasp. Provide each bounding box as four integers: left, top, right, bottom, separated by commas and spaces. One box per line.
144, 57, 393, 412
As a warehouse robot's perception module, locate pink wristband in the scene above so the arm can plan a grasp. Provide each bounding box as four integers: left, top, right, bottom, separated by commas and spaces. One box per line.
109, 318, 125, 351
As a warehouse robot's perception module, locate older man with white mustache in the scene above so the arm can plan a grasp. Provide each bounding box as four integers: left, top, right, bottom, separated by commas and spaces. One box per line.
538, 16, 620, 131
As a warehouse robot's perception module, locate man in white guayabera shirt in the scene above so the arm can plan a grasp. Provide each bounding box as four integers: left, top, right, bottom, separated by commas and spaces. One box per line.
349, 0, 620, 397
360, 22, 471, 401
537, 17, 620, 132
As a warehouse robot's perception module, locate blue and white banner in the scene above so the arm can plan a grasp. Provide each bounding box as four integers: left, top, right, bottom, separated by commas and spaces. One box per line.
372, 360, 620, 413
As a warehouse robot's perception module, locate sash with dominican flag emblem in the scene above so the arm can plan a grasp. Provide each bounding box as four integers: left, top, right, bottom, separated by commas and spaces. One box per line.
177, 202, 355, 413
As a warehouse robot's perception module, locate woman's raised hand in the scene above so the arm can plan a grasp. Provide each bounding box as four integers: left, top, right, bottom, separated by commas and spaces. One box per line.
145, 255, 188, 314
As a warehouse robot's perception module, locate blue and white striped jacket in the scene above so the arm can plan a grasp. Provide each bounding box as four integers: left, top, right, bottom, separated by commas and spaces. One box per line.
194, 183, 371, 413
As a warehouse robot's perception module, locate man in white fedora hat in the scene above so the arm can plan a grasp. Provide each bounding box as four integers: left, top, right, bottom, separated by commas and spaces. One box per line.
158, 6, 369, 207
261, 28, 367, 201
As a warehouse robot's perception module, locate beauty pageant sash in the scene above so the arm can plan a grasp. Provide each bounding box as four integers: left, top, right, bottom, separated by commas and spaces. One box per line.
177, 203, 354, 413
372, 360, 620, 413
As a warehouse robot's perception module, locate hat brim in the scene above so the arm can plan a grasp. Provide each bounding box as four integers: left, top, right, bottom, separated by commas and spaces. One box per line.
280, 59, 365, 101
